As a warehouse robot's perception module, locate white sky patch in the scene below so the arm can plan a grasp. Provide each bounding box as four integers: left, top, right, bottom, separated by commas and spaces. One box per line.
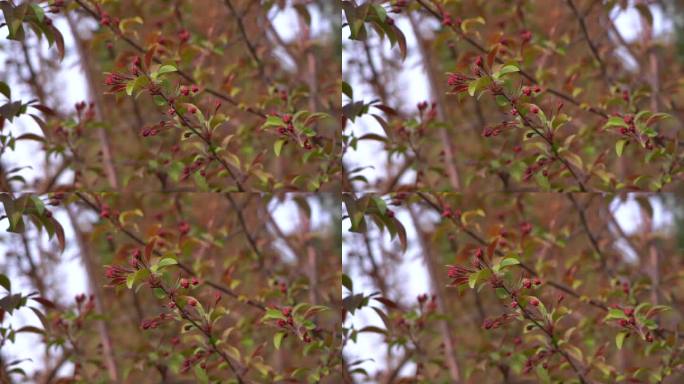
1, 206, 89, 378
269, 1, 331, 71
343, 16, 429, 190
0, 17, 84, 189
611, 1, 674, 43
267, 195, 330, 263
342, 205, 431, 381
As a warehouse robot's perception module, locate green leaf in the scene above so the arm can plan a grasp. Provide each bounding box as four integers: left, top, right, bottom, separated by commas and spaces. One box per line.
342, 81, 353, 99
605, 116, 628, 128
371, 4, 386, 22
125, 76, 148, 96
273, 139, 286, 157
494, 65, 519, 79
119, 16, 144, 34
499, 257, 520, 269
468, 270, 480, 289
616, 331, 628, 350
535, 364, 551, 384
615, 139, 627, 157
157, 64, 177, 75
460, 17, 485, 33
30, 196, 44, 215
467, 80, 478, 97
460, 209, 485, 226
263, 115, 284, 128
30, 4, 44, 22
126, 272, 136, 289
194, 364, 209, 384
0, 81, 11, 100
126, 269, 149, 289
534, 172, 550, 190
342, 274, 353, 292
273, 331, 286, 350
0, 274, 10, 292
262, 308, 287, 321
372, 196, 387, 215
157, 257, 178, 269
605, 308, 629, 321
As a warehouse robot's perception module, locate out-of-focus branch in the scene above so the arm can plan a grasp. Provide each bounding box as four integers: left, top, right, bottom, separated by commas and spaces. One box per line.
65, 205, 120, 383
20, 41, 48, 105
66, 13, 119, 190
362, 39, 391, 106
408, 12, 461, 191
222, 0, 265, 77
565, 0, 609, 80
224, 194, 263, 265
567, 194, 615, 277
407, 206, 462, 383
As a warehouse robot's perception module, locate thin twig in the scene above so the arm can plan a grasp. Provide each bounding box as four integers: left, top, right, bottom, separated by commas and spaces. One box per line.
565, 0, 609, 80
222, 0, 265, 77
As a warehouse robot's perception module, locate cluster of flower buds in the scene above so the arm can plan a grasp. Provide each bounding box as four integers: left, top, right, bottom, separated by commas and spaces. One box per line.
74, 101, 95, 120
521, 277, 542, 289
417, 101, 437, 121
520, 29, 533, 44
48, 0, 64, 13
614, 113, 656, 150
48, 192, 65, 206
104, 264, 133, 286
482, 313, 514, 330
390, 192, 409, 206
181, 157, 207, 181
391, 0, 407, 13
441, 206, 461, 220
180, 84, 200, 97
523, 350, 549, 374
100, 203, 111, 218
523, 157, 554, 182
181, 350, 208, 373
178, 29, 191, 44
611, 303, 655, 342
99, 12, 111, 26
178, 220, 191, 236
447, 264, 476, 287
128, 248, 143, 268
621, 88, 630, 102
143, 120, 172, 137
520, 221, 533, 236
276, 306, 295, 329
446, 72, 471, 94
179, 276, 200, 289
417, 293, 438, 312
273, 279, 288, 294
141, 313, 170, 330
273, 114, 314, 151
75, 293, 95, 312
521, 85, 541, 97
104, 72, 134, 93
